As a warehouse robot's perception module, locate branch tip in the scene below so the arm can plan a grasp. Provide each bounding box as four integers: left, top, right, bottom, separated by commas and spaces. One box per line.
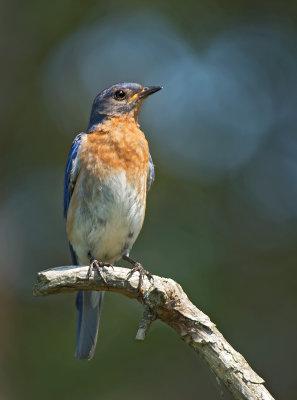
135, 308, 156, 341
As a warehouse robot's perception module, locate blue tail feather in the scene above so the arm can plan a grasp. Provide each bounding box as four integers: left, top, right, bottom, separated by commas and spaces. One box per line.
70, 242, 104, 360
75, 290, 104, 360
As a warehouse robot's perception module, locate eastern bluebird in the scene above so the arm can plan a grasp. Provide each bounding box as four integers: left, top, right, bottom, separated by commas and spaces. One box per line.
63, 82, 162, 360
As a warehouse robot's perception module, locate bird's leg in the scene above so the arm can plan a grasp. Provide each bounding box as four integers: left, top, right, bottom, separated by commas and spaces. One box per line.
123, 254, 153, 291
87, 252, 112, 286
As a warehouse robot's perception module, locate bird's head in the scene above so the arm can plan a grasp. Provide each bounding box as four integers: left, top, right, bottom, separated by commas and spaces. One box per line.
87, 82, 162, 132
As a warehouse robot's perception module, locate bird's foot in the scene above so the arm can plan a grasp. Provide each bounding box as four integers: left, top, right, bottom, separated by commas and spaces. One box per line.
87, 257, 112, 286
129, 263, 153, 291
123, 255, 153, 291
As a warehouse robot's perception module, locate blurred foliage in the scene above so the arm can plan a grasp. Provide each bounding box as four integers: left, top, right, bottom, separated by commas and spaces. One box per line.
1, 0, 297, 399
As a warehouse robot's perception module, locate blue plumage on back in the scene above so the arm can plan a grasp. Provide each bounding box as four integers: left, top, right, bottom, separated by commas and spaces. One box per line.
64, 133, 83, 218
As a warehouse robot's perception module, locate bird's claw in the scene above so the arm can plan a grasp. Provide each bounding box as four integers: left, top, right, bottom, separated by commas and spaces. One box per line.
88, 258, 112, 287
127, 262, 153, 291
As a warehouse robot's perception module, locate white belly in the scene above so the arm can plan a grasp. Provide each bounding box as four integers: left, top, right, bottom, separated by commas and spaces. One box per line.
67, 170, 146, 265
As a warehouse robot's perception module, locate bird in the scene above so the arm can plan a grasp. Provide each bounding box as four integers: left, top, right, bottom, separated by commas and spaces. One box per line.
63, 82, 162, 360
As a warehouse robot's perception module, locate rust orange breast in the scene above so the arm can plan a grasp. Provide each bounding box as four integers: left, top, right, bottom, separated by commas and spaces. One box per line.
79, 116, 149, 183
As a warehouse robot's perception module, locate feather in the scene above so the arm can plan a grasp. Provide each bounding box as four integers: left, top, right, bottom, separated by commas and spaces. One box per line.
75, 291, 104, 360
63, 133, 83, 218
147, 153, 155, 191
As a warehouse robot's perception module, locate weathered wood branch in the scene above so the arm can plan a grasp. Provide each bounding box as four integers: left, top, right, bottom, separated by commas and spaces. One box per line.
33, 265, 274, 400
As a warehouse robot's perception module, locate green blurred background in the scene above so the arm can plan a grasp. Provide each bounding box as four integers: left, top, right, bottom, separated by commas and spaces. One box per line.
1, 0, 297, 399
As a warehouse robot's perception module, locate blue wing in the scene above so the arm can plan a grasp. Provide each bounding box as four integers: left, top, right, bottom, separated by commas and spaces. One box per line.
147, 153, 155, 191
63, 133, 83, 219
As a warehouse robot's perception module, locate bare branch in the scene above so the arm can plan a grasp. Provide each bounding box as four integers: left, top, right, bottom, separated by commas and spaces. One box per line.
34, 265, 274, 400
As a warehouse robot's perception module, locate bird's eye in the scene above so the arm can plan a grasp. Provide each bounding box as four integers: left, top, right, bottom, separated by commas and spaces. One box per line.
114, 90, 126, 100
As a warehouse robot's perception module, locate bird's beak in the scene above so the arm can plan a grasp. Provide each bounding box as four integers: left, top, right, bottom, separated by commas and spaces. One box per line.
138, 86, 163, 99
